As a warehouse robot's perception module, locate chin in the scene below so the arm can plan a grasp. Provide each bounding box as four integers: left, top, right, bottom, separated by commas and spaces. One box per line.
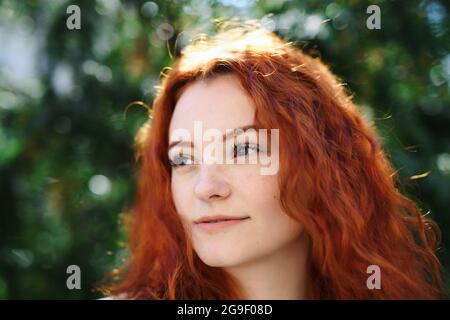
195, 249, 244, 268
199, 249, 258, 269
196, 252, 235, 267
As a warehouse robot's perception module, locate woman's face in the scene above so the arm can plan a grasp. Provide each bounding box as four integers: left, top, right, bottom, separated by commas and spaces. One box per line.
168, 74, 304, 267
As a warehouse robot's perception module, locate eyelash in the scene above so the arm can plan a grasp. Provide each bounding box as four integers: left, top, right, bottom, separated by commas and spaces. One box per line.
169, 143, 260, 168
169, 155, 194, 168
233, 142, 260, 158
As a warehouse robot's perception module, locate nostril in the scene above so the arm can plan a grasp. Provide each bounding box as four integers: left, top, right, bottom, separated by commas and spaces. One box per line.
193, 178, 231, 201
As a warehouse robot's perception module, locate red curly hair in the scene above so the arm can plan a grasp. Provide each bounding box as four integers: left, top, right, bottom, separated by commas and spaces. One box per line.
105, 23, 443, 299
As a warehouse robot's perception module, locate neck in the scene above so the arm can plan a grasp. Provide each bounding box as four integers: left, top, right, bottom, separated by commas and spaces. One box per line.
225, 232, 311, 300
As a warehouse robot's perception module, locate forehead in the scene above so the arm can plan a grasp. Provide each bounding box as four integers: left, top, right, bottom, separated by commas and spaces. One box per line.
169, 74, 255, 136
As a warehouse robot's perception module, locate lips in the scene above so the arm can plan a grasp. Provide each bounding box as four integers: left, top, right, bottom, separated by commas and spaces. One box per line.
194, 215, 250, 224
194, 215, 250, 233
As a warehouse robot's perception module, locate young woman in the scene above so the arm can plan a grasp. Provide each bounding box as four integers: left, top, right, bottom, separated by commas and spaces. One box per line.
103, 24, 443, 299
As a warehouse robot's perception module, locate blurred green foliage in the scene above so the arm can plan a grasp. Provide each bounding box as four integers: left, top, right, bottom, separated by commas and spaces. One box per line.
0, 0, 449, 299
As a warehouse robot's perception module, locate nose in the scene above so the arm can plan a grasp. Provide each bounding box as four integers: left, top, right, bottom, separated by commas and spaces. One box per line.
193, 164, 231, 202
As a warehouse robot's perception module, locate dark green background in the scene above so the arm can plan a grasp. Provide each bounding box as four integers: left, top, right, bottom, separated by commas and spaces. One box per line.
0, 0, 448, 299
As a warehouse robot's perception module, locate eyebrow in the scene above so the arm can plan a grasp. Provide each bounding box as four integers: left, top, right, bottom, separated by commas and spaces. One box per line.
168, 124, 257, 151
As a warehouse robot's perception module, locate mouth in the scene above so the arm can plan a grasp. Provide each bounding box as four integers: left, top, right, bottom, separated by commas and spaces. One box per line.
194, 216, 250, 233
194, 215, 250, 224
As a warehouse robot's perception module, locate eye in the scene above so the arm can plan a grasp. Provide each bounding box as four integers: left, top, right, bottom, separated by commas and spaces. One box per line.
233, 143, 259, 158
169, 153, 194, 168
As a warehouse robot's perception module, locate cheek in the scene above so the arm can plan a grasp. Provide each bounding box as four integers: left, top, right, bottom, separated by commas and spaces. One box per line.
238, 170, 281, 212
170, 176, 191, 221
237, 169, 303, 235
